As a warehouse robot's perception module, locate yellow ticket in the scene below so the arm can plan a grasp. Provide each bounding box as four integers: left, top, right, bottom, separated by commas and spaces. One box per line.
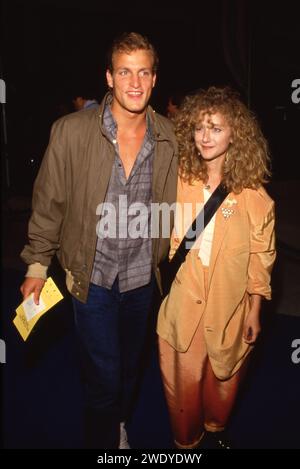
13, 277, 64, 341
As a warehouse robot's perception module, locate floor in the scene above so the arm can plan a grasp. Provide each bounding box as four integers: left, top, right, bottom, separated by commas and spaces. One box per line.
1, 180, 300, 449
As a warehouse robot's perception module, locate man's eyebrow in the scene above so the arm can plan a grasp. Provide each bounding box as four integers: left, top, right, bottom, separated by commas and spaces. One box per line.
116, 66, 152, 71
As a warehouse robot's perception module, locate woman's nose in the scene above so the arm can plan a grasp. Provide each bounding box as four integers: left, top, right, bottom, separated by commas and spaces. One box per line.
202, 128, 210, 142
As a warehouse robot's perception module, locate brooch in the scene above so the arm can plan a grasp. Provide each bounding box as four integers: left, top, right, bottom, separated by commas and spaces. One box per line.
221, 207, 234, 219
221, 198, 237, 219
225, 198, 237, 207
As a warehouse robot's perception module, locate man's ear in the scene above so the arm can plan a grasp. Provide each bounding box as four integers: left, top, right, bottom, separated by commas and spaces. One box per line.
152, 73, 157, 88
106, 70, 113, 88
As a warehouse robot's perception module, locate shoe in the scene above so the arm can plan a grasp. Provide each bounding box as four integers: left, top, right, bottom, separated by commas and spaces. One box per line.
119, 422, 131, 449
211, 431, 232, 449
200, 431, 233, 449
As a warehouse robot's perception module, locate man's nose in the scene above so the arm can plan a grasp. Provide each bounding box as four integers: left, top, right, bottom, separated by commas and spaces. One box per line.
130, 74, 141, 88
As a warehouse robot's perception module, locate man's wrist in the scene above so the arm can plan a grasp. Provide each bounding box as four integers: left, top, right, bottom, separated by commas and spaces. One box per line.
25, 262, 48, 280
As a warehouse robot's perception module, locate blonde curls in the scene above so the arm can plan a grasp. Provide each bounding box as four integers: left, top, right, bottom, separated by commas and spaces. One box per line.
174, 87, 271, 193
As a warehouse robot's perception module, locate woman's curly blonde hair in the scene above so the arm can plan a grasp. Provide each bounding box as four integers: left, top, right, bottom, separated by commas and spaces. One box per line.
175, 86, 271, 193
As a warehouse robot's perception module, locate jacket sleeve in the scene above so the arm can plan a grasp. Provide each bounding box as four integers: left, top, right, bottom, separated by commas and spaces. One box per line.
20, 118, 68, 270
247, 193, 276, 300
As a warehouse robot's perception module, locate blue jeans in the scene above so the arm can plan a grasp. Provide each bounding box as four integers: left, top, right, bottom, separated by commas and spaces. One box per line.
72, 276, 155, 447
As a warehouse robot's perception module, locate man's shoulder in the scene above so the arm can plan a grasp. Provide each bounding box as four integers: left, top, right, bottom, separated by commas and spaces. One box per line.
152, 111, 174, 131
52, 107, 100, 132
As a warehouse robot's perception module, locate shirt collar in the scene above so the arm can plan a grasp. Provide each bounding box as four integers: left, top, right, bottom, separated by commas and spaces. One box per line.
103, 96, 154, 141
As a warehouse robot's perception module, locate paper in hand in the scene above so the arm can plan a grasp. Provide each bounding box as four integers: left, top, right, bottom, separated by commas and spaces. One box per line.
13, 277, 64, 341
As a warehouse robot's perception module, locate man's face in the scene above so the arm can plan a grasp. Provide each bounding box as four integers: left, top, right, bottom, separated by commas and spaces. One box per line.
106, 49, 156, 115
72, 96, 85, 111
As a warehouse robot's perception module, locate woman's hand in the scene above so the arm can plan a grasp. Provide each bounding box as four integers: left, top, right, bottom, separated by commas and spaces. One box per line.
243, 294, 262, 344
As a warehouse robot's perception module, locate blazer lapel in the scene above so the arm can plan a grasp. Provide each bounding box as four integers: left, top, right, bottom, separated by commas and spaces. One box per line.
208, 192, 234, 287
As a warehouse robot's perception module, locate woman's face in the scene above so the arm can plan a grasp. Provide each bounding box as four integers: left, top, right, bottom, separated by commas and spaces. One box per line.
194, 112, 232, 162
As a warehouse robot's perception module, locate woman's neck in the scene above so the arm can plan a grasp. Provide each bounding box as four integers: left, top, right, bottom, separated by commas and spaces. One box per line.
204, 156, 225, 191
206, 155, 225, 178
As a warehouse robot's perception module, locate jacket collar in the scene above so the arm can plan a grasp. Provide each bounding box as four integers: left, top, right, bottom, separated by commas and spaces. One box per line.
97, 92, 173, 143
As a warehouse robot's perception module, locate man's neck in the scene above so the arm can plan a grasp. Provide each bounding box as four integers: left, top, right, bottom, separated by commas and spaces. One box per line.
111, 104, 147, 135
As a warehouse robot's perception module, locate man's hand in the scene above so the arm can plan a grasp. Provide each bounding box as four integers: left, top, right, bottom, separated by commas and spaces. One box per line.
20, 277, 46, 305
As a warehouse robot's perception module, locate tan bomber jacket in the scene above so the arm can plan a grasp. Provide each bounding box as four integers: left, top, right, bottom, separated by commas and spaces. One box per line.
21, 93, 178, 302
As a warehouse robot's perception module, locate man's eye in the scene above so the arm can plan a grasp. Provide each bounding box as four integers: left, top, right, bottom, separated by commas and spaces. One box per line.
213, 127, 221, 132
195, 127, 202, 132
120, 70, 128, 76
140, 70, 150, 77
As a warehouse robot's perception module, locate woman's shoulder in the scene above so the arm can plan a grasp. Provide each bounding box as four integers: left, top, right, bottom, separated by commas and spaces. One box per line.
178, 176, 203, 190
242, 185, 274, 206
241, 186, 275, 222
177, 176, 203, 202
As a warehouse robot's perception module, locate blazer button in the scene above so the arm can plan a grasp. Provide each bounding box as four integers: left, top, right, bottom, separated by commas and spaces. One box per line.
77, 281, 81, 285
76, 292, 80, 296
196, 299, 202, 304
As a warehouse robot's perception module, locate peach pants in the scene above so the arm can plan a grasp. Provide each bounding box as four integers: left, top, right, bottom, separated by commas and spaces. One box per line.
158, 268, 247, 449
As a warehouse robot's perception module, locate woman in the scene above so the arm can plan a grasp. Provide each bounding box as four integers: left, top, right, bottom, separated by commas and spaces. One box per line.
157, 86, 276, 449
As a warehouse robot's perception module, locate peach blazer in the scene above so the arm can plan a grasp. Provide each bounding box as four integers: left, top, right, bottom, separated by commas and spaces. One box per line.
157, 178, 276, 380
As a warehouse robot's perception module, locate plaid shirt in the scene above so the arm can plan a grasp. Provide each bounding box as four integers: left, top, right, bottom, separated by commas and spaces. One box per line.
90, 102, 154, 292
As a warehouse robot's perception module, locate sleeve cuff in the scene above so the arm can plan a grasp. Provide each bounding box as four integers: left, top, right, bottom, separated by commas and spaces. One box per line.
25, 262, 48, 280
247, 286, 271, 301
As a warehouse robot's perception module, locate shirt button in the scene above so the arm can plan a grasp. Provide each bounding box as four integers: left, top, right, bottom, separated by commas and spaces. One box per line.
76, 292, 80, 296
112, 139, 117, 144
77, 281, 81, 285
196, 299, 202, 304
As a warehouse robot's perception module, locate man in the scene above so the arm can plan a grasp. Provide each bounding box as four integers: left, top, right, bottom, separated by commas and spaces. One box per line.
166, 93, 184, 120
20, 32, 178, 449
72, 94, 99, 111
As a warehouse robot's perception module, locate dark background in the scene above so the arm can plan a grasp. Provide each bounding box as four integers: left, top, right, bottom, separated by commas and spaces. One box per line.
1, 0, 300, 450
1, 0, 300, 196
